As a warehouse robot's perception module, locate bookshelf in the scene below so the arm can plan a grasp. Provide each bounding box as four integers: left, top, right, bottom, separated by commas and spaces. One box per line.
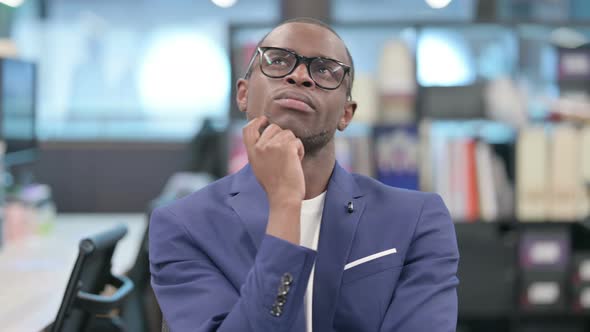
228, 20, 590, 331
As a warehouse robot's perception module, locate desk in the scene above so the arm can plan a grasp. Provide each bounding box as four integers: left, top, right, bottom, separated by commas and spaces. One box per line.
0, 214, 146, 332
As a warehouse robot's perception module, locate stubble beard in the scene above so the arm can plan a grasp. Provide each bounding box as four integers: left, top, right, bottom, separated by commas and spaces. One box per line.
300, 129, 332, 156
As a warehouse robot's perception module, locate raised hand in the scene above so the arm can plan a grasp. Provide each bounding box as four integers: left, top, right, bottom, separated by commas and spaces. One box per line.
242, 116, 306, 244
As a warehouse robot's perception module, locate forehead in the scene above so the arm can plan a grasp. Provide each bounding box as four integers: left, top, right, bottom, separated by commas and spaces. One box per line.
262, 23, 349, 64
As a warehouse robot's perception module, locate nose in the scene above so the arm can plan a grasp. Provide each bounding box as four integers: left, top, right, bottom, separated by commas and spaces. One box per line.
284, 63, 315, 88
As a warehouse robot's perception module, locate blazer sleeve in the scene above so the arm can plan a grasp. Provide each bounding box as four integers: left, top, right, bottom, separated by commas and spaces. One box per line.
379, 193, 460, 332
149, 206, 316, 332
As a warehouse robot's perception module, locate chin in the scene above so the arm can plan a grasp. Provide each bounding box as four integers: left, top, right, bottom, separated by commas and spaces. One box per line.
267, 114, 304, 133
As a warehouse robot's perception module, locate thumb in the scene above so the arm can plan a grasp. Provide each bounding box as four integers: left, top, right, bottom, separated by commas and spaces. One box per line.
295, 138, 305, 161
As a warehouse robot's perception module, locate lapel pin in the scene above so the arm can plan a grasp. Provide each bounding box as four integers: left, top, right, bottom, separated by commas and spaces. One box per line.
347, 201, 354, 213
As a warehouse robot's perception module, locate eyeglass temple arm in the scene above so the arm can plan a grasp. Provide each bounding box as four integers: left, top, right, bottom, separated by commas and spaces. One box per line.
243, 48, 261, 79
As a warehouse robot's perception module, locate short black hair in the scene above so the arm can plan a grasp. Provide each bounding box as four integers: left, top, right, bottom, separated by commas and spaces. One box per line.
243, 17, 355, 98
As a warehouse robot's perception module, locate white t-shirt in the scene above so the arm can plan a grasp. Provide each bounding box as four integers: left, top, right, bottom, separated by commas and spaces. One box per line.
300, 191, 326, 332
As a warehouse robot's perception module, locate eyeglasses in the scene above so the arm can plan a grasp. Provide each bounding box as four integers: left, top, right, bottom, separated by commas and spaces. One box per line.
245, 47, 351, 90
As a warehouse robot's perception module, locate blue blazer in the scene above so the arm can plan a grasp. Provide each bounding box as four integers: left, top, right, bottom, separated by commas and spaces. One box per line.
149, 163, 459, 332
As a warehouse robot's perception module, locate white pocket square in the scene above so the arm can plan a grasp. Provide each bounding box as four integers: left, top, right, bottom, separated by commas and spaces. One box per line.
344, 248, 397, 271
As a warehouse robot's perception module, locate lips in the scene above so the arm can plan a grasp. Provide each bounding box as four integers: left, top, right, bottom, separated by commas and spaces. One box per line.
273, 91, 315, 113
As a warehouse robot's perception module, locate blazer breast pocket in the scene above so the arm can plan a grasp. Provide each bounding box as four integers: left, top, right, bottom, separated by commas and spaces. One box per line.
342, 248, 402, 285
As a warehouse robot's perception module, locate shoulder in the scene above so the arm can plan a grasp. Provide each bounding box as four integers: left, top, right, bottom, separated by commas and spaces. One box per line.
151, 173, 237, 227
350, 173, 451, 243
352, 173, 441, 211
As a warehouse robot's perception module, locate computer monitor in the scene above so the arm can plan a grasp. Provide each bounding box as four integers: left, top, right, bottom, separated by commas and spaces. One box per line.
0, 58, 37, 167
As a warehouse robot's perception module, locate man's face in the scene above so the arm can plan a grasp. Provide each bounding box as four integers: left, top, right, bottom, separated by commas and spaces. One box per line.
236, 23, 356, 155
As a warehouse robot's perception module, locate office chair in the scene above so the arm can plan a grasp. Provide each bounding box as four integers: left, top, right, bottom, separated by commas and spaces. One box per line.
121, 212, 162, 332
49, 224, 134, 332
123, 174, 214, 332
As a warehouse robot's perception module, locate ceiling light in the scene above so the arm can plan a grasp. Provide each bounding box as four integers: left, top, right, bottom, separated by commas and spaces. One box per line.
211, 0, 238, 8
425, 0, 452, 9
1, 0, 25, 7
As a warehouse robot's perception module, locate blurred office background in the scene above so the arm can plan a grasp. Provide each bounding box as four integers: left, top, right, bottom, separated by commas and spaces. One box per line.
1, 0, 590, 331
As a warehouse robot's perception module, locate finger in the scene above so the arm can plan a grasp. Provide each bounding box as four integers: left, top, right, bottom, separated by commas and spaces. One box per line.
271, 129, 296, 144
295, 138, 305, 161
243, 116, 268, 149
257, 123, 283, 145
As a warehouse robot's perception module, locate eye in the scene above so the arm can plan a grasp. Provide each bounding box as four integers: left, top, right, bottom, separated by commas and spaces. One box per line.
312, 59, 342, 79
317, 66, 329, 74
315, 65, 338, 79
263, 52, 292, 67
270, 57, 288, 66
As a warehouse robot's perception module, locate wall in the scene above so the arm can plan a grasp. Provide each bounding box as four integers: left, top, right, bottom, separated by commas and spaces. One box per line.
33, 141, 191, 212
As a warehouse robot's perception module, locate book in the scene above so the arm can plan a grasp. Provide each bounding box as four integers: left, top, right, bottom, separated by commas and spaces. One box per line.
476, 141, 499, 222
492, 150, 515, 220
549, 125, 584, 221
418, 119, 433, 192
377, 40, 416, 124
373, 125, 419, 190
351, 73, 378, 126
581, 125, 590, 218
464, 139, 480, 222
517, 127, 549, 221
0, 141, 4, 249
431, 132, 453, 216
449, 139, 468, 221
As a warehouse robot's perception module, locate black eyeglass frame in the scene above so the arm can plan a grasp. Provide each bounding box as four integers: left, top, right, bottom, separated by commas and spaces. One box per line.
244, 46, 352, 91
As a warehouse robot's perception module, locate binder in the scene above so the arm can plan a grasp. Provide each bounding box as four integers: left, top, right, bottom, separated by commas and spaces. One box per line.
432, 134, 453, 215
464, 139, 480, 222
581, 125, 590, 218
373, 125, 419, 190
418, 119, 433, 192
350, 73, 378, 126
517, 127, 549, 221
549, 125, 584, 221
476, 141, 499, 222
450, 139, 468, 221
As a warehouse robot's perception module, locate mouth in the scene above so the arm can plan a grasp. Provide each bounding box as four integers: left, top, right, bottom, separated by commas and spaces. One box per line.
273, 91, 315, 114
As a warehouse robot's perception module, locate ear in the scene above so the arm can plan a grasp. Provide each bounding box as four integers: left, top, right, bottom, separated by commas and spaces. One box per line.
337, 100, 357, 131
236, 78, 248, 114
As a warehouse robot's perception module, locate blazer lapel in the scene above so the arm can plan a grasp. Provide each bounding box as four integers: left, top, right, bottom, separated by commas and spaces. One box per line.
313, 162, 366, 332
227, 165, 269, 251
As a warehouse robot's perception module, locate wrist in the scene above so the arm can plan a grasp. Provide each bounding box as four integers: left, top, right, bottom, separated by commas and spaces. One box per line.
266, 196, 302, 245
268, 192, 303, 209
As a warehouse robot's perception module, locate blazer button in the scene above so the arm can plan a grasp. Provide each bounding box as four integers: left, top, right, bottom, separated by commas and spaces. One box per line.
276, 294, 287, 306
281, 273, 293, 285
270, 304, 282, 317
278, 284, 290, 296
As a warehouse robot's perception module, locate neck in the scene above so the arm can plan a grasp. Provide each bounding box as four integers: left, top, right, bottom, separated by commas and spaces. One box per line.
301, 140, 336, 200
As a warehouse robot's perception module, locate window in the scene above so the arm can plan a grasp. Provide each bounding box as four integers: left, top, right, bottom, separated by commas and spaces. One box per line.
12, 0, 279, 140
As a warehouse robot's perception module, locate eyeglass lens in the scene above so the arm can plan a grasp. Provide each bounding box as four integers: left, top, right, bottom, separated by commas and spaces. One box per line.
260, 48, 346, 89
